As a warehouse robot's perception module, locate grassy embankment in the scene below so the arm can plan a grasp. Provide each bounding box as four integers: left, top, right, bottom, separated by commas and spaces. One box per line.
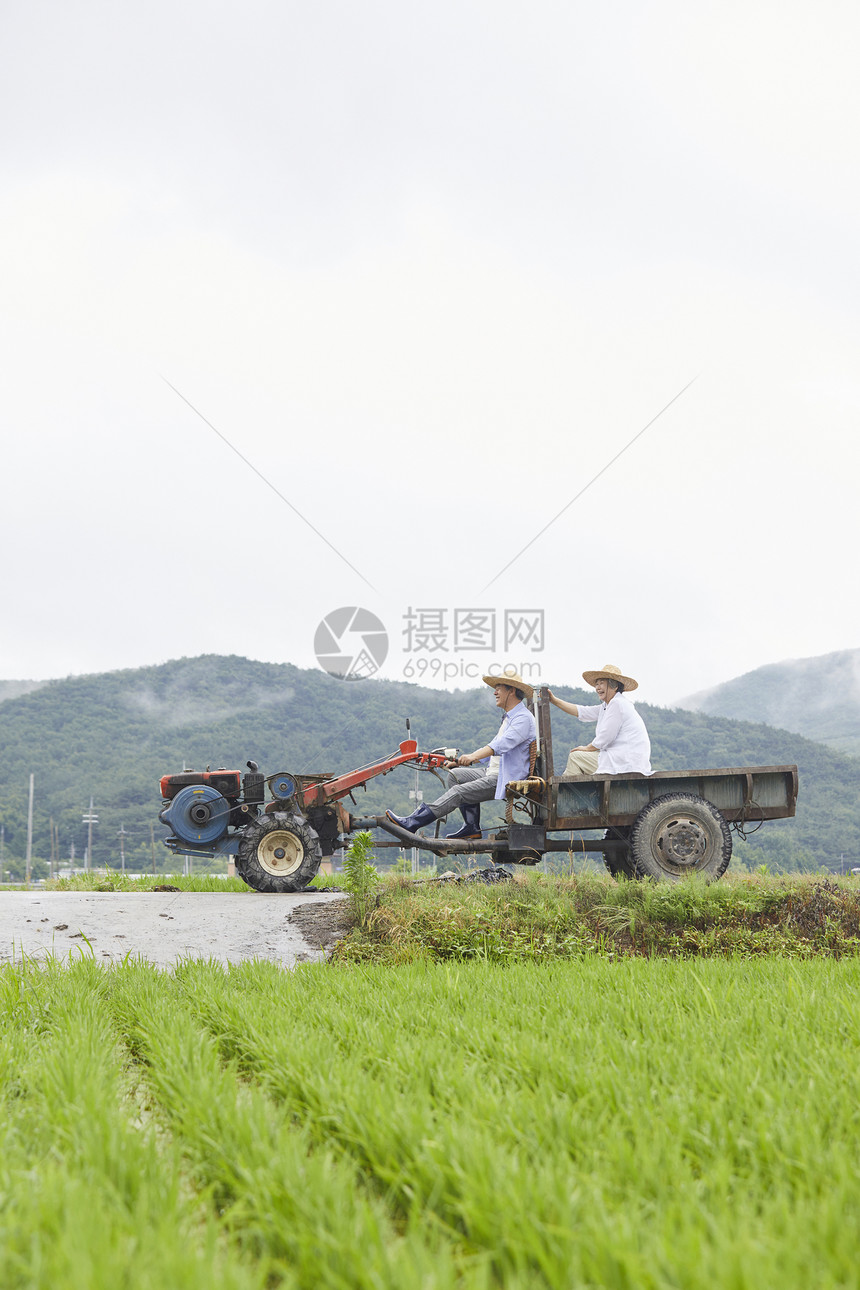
336, 871, 860, 962
2, 954, 859, 1288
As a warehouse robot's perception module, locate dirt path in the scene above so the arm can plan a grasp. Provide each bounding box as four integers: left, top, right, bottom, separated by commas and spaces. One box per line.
0, 890, 350, 969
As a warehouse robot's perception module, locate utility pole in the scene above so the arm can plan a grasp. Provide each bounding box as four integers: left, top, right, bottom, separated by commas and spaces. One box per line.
118, 823, 127, 874
82, 797, 98, 872
410, 767, 422, 876
49, 816, 55, 881
25, 774, 34, 886
406, 718, 421, 876
150, 822, 156, 875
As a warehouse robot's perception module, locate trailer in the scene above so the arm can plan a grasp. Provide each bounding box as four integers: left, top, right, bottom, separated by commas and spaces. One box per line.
366, 689, 798, 882
156, 688, 799, 890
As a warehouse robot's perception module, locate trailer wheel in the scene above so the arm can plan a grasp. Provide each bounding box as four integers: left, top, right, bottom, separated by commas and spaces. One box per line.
630, 793, 731, 882
602, 826, 635, 879
236, 815, 322, 892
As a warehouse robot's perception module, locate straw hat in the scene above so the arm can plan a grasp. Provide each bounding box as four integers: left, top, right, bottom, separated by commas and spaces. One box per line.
581, 663, 638, 692
482, 667, 534, 699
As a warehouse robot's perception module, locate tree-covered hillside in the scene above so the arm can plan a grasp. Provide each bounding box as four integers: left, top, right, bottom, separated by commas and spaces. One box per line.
0, 655, 857, 872
681, 647, 860, 757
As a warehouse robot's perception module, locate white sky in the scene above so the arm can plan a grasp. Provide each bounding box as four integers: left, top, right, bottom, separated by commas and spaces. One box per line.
1, 0, 858, 705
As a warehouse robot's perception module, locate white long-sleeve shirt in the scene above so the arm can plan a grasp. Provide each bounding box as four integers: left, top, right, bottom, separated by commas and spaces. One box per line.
576, 695, 651, 775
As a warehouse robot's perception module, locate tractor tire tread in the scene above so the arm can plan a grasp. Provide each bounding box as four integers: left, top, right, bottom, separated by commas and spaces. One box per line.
629, 792, 731, 882
236, 815, 322, 893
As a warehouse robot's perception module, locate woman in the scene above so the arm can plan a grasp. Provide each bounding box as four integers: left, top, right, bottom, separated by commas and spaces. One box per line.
546, 663, 651, 776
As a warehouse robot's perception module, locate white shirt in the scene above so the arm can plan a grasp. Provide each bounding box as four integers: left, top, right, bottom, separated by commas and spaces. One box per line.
576, 694, 652, 775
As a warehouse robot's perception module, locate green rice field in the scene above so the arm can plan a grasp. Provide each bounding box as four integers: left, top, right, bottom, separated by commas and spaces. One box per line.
2, 954, 859, 1288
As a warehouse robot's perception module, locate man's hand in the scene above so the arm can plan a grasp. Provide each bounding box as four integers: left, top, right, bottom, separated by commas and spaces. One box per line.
457, 753, 476, 767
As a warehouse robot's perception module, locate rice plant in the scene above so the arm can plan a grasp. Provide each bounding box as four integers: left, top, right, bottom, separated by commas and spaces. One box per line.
3, 954, 860, 1287
341, 829, 378, 925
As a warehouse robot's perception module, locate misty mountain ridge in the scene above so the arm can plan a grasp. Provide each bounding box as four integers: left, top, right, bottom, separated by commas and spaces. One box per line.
0, 680, 48, 704
680, 648, 860, 757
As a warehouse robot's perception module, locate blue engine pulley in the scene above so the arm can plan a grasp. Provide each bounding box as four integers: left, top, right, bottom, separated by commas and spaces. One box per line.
159, 784, 231, 846
268, 772, 298, 800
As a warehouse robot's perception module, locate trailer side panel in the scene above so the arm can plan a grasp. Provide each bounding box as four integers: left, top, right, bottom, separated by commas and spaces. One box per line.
550, 766, 798, 830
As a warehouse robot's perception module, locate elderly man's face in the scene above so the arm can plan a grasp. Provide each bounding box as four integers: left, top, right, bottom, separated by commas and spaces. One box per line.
594, 678, 619, 703
493, 684, 514, 708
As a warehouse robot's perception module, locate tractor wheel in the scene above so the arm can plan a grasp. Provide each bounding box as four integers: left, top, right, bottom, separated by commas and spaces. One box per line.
602, 825, 635, 879
236, 814, 322, 893
629, 793, 732, 882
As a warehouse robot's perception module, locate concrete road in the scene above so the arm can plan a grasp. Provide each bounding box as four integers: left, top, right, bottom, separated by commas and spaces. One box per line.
0, 890, 348, 969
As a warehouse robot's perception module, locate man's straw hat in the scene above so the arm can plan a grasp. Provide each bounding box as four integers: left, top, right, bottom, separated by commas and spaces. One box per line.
581, 663, 639, 692
482, 667, 534, 699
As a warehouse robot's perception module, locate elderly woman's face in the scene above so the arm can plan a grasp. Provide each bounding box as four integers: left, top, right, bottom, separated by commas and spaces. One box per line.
594, 678, 618, 702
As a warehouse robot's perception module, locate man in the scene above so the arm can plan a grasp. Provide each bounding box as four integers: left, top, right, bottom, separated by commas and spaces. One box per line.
386, 670, 537, 839
546, 663, 651, 776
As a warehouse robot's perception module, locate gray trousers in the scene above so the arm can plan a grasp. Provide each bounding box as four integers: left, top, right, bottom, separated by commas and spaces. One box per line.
426, 767, 499, 820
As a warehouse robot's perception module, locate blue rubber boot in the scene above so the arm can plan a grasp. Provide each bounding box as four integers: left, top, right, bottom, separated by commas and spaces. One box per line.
385, 803, 436, 834
446, 803, 482, 839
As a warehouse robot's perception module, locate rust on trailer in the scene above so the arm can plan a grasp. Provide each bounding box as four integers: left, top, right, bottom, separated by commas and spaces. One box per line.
546, 765, 799, 831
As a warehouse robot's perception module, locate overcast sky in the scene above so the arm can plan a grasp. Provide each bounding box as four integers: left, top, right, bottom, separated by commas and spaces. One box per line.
1, 0, 858, 706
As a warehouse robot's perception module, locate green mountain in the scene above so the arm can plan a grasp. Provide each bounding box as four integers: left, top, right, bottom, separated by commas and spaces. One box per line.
680, 648, 860, 757
0, 654, 857, 873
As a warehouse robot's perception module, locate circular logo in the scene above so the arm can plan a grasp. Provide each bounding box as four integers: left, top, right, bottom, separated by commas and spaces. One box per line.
314, 607, 389, 681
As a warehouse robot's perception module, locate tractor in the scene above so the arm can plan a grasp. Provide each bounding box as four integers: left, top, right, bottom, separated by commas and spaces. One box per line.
157, 690, 799, 890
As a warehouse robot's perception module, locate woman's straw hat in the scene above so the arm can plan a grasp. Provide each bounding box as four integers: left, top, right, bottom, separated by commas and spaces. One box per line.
581, 663, 638, 692
482, 667, 534, 699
